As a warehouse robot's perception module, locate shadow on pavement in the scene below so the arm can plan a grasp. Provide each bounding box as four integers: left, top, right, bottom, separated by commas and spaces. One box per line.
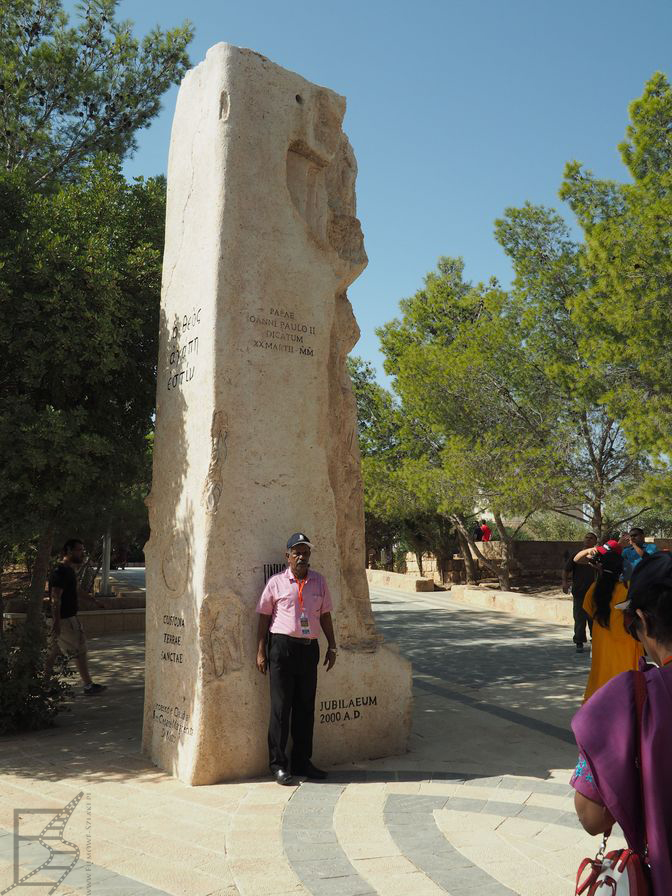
1, 601, 586, 788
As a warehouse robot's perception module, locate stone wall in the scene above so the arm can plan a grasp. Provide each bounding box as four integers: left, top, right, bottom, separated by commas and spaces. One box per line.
405, 540, 627, 584
366, 569, 434, 592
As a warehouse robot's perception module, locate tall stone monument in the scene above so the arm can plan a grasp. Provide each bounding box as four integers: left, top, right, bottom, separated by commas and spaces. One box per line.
143, 43, 413, 785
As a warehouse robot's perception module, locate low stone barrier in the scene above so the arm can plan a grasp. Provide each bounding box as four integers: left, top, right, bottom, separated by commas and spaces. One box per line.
366, 569, 435, 593
449, 585, 572, 624
2, 608, 145, 636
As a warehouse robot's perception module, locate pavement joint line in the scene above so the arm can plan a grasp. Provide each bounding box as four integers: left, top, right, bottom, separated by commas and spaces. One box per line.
413, 676, 576, 745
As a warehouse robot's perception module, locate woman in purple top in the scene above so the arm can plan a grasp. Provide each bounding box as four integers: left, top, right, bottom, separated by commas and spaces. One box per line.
571, 551, 672, 894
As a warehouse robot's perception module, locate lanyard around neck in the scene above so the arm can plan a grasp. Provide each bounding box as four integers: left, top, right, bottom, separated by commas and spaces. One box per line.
296, 575, 308, 611
662, 655, 672, 667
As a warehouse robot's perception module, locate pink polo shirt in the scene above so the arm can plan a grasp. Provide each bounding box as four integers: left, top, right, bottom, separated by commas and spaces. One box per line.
256, 567, 333, 639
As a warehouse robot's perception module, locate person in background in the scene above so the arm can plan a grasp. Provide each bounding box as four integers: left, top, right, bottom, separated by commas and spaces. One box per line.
562, 532, 598, 652
45, 539, 107, 695
472, 522, 483, 542
573, 540, 643, 701
571, 551, 672, 894
622, 527, 658, 582
480, 520, 492, 542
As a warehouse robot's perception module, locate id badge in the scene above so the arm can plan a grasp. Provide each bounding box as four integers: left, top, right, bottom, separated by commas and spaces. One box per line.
300, 613, 310, 636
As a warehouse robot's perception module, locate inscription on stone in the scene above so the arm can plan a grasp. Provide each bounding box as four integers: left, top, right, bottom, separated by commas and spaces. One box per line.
319, 694, 377, 724
161, 614, 186, 663
152, 701, 194, 742
248, 307, 316, 357
167, 306, 202, 391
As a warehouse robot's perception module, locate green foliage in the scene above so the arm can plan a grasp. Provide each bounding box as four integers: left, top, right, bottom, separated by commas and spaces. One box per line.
560, 72, 672, 483
0, 621, 72, 735
0, 0, 193, 185
346, 357, 401, 458
352, 73, 672, 583
515, 513, 587, 542
494, 203, 650, 533
0, 155, 165, 557
347, 356, 458, 564
378, 257, 566, 525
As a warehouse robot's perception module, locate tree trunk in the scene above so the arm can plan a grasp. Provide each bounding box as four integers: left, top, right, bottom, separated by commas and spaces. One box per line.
492, 511, 512, 591
435, 551, 448, 585
27, 525, 54, 629
456, 529, 478, 583
452, 515, 503, 584
415, 551, 424, 577
589, 499, 604, 541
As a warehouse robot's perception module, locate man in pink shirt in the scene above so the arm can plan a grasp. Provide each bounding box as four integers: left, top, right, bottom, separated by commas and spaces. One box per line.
256, 532, 338, 786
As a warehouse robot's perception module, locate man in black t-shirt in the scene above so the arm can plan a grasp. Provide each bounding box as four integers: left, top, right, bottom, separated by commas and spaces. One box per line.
562, 532, 598, 652
45, 539, 107, 695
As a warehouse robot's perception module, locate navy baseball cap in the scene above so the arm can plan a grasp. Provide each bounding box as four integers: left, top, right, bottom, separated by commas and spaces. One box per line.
287, 532, 313, 550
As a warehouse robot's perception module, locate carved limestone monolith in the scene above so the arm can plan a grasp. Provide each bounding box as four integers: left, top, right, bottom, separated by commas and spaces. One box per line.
142, 44, 412, 784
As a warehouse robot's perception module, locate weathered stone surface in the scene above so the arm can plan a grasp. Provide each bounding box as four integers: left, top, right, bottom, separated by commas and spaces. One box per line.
142, 43, 412, 785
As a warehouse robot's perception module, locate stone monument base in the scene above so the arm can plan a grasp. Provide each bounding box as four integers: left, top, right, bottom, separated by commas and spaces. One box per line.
310, 643, 411, 769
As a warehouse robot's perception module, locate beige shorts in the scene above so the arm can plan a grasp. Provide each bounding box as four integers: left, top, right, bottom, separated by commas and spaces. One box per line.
51, 616, 87, 658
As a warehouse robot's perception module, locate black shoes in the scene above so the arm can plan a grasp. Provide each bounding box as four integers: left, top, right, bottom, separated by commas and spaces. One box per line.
292, 762, 328, 780
273, 762, 328, 784
82, 683, 107, 695
576, 643, 584, 652
273, 768, 295, 786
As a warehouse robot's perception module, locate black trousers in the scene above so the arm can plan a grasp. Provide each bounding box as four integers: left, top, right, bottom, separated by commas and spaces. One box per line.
268, 634, 319, 772
573, 591, 593, 644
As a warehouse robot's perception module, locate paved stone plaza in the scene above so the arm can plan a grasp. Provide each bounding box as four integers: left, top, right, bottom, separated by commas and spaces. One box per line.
0, 587, 623, 896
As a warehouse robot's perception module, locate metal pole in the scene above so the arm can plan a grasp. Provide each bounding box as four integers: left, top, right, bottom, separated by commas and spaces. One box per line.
100, 530, 112, 595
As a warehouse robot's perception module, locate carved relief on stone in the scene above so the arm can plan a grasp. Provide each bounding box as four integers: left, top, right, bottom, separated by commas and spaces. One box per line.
286, 135, 366, 274
327, 292, 381, 651
199, 594, 245, 684
285, 89, 366, 282
218, 89, 230, 122
162, 530, 190, 597
312, 89, 344, 158
203, 410, 228, 513
286, 141, 329, 246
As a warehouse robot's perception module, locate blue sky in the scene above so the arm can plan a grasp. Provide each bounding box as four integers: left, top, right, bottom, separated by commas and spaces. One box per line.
68, 0, 671, 381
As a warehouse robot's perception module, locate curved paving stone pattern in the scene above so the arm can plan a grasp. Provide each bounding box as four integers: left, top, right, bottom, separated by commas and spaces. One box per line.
0, 585, 618, 896
280, 772, 591, 896
283, 784, 374, 896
